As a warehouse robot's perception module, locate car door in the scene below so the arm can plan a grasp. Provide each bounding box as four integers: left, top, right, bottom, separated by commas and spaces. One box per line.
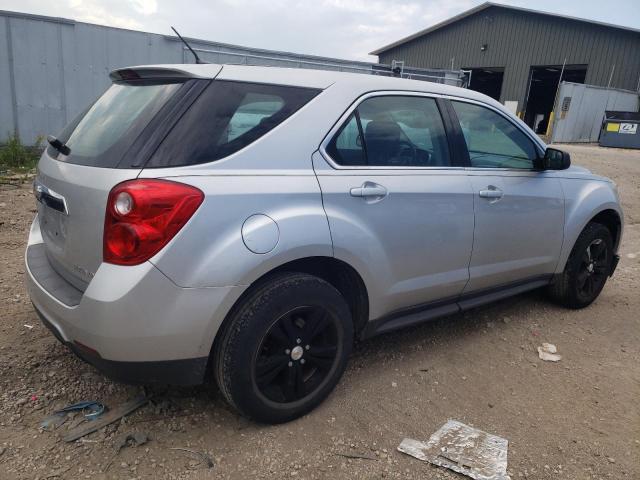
447, 99, 564, 293
313, 93, 475, 320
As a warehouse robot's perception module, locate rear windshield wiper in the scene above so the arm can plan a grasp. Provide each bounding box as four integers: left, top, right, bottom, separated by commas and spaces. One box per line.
47, 135, 71, 155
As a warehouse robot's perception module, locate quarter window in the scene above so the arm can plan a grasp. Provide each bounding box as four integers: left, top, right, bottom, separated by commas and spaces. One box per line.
326, 114, 366, 166
327, 96, 450, 167
451, 101, 538, 169
148, 81, 320, 167
225, 93, 285, 142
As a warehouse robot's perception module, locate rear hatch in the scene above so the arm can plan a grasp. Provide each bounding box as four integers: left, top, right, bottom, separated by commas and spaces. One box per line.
34, 67, 216, 290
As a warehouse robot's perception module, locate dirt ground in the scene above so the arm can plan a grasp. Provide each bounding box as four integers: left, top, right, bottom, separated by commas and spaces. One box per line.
0, 144, 638, 480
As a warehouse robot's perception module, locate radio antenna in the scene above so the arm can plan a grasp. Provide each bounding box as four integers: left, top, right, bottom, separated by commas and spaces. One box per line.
171, 26, 205, 64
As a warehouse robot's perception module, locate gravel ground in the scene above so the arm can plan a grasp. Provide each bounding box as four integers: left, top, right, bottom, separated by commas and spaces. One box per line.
0, 144, 638, 480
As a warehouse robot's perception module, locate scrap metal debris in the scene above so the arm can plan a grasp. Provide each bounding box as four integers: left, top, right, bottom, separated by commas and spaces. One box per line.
398, 419, 510, 480
538, 343, 562, 362
40, 400, 106, 431
63, 395, 148, 442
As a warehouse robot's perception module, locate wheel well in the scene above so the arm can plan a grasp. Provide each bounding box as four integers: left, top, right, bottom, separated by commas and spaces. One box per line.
590, 209, 622, 249
269, 257, 370, 337
208, 257, 369, 377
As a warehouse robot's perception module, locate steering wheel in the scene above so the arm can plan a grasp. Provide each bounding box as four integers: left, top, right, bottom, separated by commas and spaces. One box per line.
394, 140, 417, 166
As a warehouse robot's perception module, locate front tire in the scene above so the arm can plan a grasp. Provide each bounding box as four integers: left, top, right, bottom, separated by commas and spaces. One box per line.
548, 222, 613, 309
214, 272, 353, 423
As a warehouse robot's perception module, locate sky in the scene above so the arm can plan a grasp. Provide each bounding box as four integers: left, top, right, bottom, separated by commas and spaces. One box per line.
1, 0, 639, 61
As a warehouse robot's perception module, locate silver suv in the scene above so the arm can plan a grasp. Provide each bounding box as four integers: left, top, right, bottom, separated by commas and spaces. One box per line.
26, 64, 623, 423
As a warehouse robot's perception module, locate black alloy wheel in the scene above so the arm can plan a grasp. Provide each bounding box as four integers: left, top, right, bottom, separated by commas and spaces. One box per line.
254, 305, 340, 404
214, 272, 353, 423
575, 238, 609, 303
547, 222, 613, 309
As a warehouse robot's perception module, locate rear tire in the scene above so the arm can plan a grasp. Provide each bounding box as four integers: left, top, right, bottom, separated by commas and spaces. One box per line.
547, 222, 613, 309
213, 272, 353, 423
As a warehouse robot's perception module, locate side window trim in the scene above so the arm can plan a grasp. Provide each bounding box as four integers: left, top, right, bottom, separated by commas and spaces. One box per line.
320, 91, 463, 170
436, 98, 469, 168
353, 109, 368, 165
445, 97, 544, 171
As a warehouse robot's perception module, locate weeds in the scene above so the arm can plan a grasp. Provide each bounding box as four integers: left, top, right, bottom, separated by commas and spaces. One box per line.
0, 133, 43, 176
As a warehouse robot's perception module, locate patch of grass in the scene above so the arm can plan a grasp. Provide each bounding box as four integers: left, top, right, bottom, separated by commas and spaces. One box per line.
0, 133, 43, 175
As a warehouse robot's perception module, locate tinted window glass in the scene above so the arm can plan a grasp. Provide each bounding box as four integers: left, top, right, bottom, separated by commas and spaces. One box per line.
49, 81, 182, 167
225, 93, 285, 142
148, 81, 320, 167
359, 96, 449, 167
328, 96, 450, 167
326, 114, 365, 166
451, 101, 538, 169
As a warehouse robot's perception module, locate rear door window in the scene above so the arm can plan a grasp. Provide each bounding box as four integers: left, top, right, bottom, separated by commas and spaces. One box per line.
327, 95, 450, 167
147, 81, 320, 167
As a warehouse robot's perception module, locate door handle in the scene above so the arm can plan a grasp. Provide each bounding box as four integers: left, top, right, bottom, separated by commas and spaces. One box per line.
479, 187, 503, 199
350, 184, 388, 198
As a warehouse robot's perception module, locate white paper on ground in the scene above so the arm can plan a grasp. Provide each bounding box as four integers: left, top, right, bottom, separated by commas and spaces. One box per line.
398, 419, 511, 480
538, 343, 562, 362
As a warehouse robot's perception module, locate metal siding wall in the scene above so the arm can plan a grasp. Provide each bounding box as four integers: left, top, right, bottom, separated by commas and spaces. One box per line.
551, 82, 639, 142
380, 6, 640, 114
0, 19, 15, 139
3, 12, 461, 144
9, 17, 66, 145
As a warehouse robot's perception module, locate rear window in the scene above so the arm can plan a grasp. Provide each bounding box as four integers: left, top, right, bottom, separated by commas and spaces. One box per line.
49, 81, 183, 168
146, 80, 320, 167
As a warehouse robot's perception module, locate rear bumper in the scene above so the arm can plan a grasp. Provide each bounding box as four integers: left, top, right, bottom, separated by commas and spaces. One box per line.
34, 305, 208, 385
25, 217, 245, 385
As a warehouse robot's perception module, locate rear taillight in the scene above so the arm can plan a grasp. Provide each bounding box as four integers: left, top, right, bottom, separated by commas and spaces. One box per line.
104, 179, 204, 266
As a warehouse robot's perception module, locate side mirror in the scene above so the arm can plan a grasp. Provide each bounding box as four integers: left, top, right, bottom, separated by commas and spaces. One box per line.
540, 147, 571, 170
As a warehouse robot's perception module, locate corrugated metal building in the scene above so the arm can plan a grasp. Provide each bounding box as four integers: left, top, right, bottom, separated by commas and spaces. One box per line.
372, 2, 640, 132
0, 9, 463, 145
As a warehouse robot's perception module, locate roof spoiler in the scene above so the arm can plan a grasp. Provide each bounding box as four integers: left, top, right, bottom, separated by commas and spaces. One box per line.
109, 66, 212, 82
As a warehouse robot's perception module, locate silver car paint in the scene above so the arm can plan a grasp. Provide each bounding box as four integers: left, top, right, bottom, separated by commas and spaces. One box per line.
26, 215, 245, 361
556, 176, 623, 273
36, 152, 140, 287
464, 170, 564, 292
25, 63, 623, 366
147, 174, 333, 288
312, 151, 475, 319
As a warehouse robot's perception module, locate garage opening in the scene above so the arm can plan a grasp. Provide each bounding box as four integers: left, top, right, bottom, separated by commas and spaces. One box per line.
523, 65, 587, 133
466, 68, 504, 101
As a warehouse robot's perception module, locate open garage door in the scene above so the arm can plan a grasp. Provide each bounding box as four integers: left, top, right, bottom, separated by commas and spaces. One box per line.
524, 65, 587, 133
466, 68, 504, 101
